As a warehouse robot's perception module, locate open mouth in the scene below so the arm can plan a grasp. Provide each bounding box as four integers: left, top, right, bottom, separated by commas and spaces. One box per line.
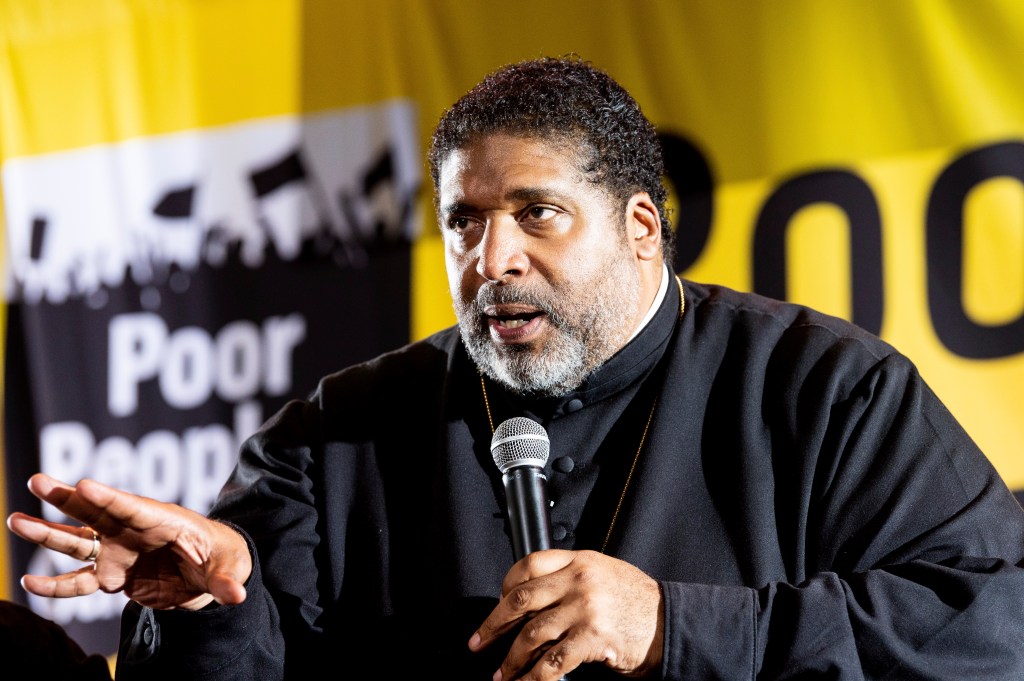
493, 310, 543, 329
484, 304, 547, 340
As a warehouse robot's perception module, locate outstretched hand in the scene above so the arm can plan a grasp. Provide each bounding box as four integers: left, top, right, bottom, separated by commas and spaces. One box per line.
469, 549, 664, 680
6, 473, 252, 611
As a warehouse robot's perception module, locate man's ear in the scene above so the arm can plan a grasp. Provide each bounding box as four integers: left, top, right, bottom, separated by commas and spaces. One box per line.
625, 192, 662, 261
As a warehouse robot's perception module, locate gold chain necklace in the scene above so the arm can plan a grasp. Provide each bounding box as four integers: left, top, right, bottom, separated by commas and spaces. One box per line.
480, 275, 685, 554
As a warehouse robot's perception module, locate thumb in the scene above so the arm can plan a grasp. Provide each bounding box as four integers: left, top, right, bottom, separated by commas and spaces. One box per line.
203, 520, 252, 605
207, 570, 247, 606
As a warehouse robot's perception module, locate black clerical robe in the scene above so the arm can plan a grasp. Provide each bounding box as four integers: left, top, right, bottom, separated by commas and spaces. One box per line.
118, 278, 1024, 680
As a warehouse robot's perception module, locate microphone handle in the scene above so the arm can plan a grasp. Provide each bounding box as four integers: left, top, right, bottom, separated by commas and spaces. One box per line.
501, 466, 552, 561
500, 466, 570, 681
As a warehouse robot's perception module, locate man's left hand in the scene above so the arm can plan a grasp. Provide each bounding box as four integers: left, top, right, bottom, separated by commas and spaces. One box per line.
468, 549, 664, 680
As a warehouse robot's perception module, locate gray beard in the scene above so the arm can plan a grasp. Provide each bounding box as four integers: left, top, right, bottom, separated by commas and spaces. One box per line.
459, 305, 597, 397
456, 259, 641, 398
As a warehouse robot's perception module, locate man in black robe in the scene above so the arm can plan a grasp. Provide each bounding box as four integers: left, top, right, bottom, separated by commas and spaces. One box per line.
9, 56, 1024, 680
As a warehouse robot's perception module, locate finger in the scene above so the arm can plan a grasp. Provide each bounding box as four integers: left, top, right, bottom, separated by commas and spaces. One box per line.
54, 477, 188, 550
517, 639, 583, 681
25, 474, 121, 535
25, 473, 77, 516
500, 549, 577, 595
7, 512, 99, 562
472, 559, 572, 651
63, 477, 164, 536
21, 565, 101, 599
26, 474, 140, 537
500, 608, 576, 681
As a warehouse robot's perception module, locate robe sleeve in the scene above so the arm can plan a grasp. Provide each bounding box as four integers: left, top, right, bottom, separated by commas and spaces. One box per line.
116, 397, 324, 681
659, 353, 1024, 680
116, 531, 285, 680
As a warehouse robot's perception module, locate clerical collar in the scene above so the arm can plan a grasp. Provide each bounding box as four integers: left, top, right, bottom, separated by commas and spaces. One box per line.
493, 266, 683, 421
625, 264, 670, 345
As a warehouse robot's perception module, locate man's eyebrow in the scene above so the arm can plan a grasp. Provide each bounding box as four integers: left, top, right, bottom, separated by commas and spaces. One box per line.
506, 187, 572, 204
440, 187, 573, 216
440, 201, 473, 216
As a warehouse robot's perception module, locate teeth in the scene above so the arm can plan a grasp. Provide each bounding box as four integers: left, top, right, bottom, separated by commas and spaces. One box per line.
500, 319, 526, 329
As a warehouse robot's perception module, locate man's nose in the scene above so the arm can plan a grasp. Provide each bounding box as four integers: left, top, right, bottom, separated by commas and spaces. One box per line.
476, 219, 528, 282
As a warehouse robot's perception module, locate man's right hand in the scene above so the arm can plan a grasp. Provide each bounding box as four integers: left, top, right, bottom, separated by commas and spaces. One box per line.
6, 473, 252, 611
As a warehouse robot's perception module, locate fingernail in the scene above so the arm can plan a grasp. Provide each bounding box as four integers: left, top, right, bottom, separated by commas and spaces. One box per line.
468, 632, 480, 650
492, 670, 502, 681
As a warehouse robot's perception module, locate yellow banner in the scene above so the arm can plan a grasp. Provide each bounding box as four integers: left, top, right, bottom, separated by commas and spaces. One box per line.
3, 2, 1024, 611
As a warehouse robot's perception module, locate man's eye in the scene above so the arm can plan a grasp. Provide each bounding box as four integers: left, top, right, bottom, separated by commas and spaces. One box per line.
448, 216, 471, 230
525, 206, 557, 221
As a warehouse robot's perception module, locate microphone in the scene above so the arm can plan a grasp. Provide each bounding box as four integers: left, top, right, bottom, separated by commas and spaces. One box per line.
491, 418, 571, 681
491, 419, 571, 681
490, 417, 553, 561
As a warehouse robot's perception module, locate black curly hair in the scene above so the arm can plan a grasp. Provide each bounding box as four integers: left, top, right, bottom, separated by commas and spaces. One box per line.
428, 55, 673, 258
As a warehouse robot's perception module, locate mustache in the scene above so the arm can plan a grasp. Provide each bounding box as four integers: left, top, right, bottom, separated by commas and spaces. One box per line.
472, 283, 563, 324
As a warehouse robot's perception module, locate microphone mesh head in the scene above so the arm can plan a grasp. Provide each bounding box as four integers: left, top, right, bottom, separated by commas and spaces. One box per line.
490, 417, 550, 474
